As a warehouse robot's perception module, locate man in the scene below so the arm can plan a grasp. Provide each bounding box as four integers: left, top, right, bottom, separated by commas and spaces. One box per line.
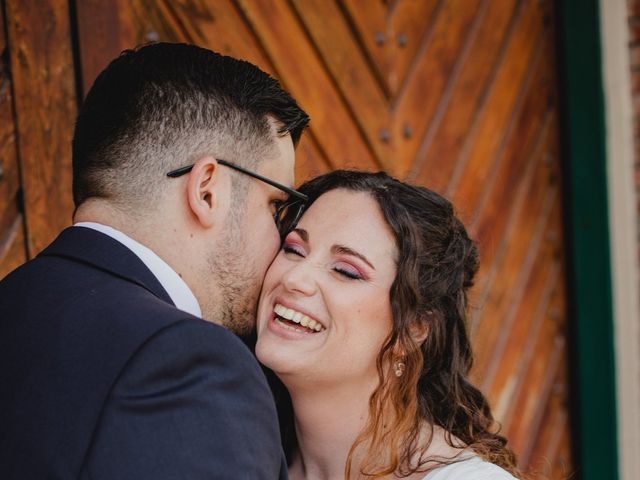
0, 43, 309, 479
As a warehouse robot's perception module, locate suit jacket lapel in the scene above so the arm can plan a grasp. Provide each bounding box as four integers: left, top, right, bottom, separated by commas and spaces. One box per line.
39, 227, 175, 306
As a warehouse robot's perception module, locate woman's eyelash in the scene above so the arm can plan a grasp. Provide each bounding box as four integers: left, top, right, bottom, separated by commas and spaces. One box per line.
334, 267, 363, 280
283, 244, 305, 256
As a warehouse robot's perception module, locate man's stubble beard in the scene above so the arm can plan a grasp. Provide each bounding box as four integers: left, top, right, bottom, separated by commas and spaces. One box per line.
206, 209, 263, 336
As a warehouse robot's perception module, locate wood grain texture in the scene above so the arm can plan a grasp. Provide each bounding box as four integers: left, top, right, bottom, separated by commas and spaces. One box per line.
392, 0, 483, 176
0, 214, 26, 279
236, 0, 381, 171
5, 0, 75, 256
525, 360, 574, 477
447, 0, 544, 208
387, 0, 440, 95
75, 0, 129, 94
409, 0, 518, 192
290, 0, 392, 172
66, 0, 575, 476
0, 0, 27, 279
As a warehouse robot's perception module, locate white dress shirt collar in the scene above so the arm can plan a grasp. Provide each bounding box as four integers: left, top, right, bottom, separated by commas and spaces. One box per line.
74, 222, 202, 318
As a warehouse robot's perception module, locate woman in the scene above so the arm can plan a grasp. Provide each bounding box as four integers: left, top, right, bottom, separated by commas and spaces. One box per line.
256, 170, 520, 479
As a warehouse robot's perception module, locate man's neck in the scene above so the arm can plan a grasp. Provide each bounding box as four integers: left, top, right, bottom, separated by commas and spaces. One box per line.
74, 199, 143, 236
76, 207, 165, 269
74, 200, 205, 312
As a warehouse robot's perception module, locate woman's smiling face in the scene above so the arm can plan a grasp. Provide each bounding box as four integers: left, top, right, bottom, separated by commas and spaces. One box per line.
256, 188, 398, 386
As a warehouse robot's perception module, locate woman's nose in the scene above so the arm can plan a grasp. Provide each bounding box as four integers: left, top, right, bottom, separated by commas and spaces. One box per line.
281, 260, 317, 296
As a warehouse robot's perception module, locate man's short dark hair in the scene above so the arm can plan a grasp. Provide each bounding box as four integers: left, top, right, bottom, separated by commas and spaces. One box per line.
72, 42, 309, 208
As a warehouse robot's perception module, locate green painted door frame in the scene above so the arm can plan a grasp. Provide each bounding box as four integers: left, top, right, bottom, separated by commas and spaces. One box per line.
557, 1, 619, 479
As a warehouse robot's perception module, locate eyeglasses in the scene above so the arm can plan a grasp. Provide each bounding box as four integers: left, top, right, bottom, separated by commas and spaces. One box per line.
166, 159, 308, 238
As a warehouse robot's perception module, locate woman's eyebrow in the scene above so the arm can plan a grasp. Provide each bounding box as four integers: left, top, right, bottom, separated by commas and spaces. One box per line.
292, 228, 309, 242
332, 245, 375, 270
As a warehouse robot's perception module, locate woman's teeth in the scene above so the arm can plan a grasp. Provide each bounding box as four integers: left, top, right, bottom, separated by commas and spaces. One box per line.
274, 303, 324, 332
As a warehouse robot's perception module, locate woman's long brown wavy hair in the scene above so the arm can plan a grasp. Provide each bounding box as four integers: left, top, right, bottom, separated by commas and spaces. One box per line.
270, 170, 521, 479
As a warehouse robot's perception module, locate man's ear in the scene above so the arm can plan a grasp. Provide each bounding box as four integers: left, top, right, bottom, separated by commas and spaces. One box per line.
186, 156, 227, 228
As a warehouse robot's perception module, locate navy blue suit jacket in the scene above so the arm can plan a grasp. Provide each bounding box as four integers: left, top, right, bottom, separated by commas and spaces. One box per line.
0, 227, 287, 479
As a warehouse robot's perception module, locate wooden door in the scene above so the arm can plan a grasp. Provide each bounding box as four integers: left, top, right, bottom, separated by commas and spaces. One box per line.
1, 1, 574, 477
0, 2, 26, 279
0, 0, 76, 276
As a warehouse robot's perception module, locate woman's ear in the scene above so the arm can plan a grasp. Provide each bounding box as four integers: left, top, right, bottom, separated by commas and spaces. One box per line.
186, 156, 227, 229
409, 316, 430, 347
393, 318, 430, 358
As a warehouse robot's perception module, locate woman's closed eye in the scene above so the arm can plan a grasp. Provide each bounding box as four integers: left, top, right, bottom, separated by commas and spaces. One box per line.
283, 244, 365, 280
333, 262, 364, 280
283, 242, 306, 257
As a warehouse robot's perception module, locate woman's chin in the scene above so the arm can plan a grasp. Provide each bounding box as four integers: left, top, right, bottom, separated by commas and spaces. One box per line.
255, 330, 318, 380
255, 343, 298, 379
256, 330, 293, 371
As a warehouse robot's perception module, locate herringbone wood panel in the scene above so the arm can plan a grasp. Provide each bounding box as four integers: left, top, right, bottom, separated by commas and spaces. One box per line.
0, 1, 574, 477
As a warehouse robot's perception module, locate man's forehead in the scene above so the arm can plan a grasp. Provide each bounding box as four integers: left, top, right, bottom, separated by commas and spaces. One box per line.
260, 134, 295, 185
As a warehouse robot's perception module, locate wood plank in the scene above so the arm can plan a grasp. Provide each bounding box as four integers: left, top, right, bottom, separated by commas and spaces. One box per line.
521, 361, 573, 474
485, 257, 558, 418
479, 118, 560, 393
158, 0, 275, 75
503, 268, 567, 452
470, 28, 557, 226
0, 56, 21, 236
471, 122, 562, 373
290, 0, 393, 173
507, 213, 568, 463
469, 119, 560, 337
5, 0, 76, 256
340, 0, 389, 94
507, 336, 563, 456
468, 123, 555, 326
410, 0, 518, 191
391, 0, 482, 176
472, 113, 557, 256
236, 0, 379, 170
75, 0, 128, 95
0, 214, 26, 279
0, 2, 27, 275
471, 52, 554, 242
342, 0, 442, 96
548, 427, 574, 479
469, 183, 558, 382
447, 0, 544, 204
0, 0, 5, 51
388, 0, 440, 95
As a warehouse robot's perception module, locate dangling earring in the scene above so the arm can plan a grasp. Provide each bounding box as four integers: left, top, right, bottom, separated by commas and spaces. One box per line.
394, 360, 406, 377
